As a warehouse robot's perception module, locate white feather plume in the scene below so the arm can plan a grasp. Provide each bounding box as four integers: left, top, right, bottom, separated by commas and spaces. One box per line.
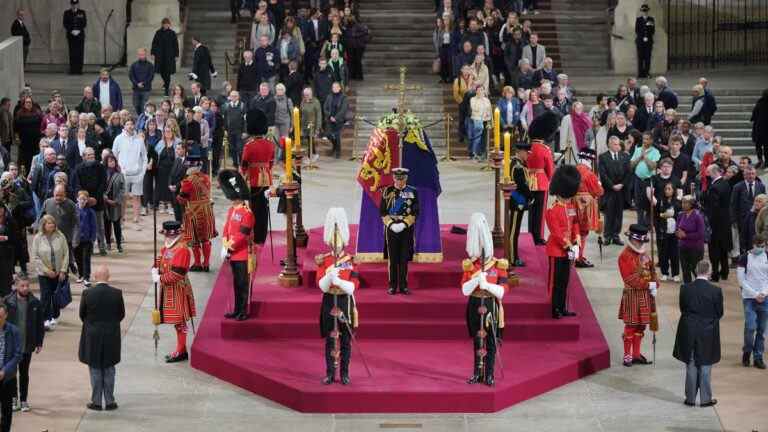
323, 207, 350, 248
466, 212, 494, 260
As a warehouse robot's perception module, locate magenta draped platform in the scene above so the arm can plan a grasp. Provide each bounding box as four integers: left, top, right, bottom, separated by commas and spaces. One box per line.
190, 226, 610, 413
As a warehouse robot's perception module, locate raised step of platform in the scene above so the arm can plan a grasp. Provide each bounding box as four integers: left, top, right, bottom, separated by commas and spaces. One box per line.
190, 225, 610, 413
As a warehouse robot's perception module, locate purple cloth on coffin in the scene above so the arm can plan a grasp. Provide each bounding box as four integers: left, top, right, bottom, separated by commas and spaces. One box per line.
357, 186, 442, 260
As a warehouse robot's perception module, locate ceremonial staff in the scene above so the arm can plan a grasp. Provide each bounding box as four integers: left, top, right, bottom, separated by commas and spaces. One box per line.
151, 180, 160, 356
648, 176, 659, 367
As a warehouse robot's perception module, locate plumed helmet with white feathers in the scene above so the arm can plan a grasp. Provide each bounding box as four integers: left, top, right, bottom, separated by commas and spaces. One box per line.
466, 212, 494, 260
323, 207, 350, 249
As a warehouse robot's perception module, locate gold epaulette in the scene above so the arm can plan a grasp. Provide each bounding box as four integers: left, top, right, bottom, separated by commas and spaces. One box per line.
314, 252, 331, 266
496, 258, 509, 270
462, 258, 474, 272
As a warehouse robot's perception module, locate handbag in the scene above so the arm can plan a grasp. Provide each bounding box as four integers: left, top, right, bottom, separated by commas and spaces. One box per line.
54, 277, 72, 310
432, 57, 441, 74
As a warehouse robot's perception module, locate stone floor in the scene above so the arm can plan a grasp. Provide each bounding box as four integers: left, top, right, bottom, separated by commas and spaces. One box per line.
11, 156, 766, 432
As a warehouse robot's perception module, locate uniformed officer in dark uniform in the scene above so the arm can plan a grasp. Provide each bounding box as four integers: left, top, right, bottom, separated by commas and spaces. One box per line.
63, 0, 87, 75
635, 4, 655, 78
508, 141, 533, 267
380, 168, 419, 295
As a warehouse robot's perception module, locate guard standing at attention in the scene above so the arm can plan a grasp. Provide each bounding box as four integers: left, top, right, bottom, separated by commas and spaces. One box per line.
574, 148, 604, 268
635, 4, 655, 78
240, 109, 274, 252
219, 169, 254, 321
380, 168, 419, 295
525, 111, 557, 246
509, 140, 533, 267
462, 213, 508, 387
176, 154, 217, 272
63, 0, 87, 75
316, 208, 359, 385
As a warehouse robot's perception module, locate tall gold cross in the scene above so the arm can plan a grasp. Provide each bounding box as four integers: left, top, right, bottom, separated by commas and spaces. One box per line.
383, 66, 422, 125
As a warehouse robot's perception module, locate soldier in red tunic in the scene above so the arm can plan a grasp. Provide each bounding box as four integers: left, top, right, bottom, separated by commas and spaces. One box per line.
219, 169, 254, 321
574, 148, 604, 268
618, 224, 657, 367
176, 153, 217, 272
240, 108, 274, 248
315, 208, 359, 385
151, 221, 196, 363
526, 111, 556, 245
461, 213, 509, 386
545, 165, 581, 319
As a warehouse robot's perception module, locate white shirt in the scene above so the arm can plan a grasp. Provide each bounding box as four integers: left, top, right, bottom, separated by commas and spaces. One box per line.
737, 252, 768, 299
99, 80, 111, 107
77, 139, 86, 156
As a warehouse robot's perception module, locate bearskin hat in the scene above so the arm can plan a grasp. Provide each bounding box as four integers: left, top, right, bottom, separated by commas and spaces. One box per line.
528, 110, 560, 142
218, 169, 250, 201
247, 108, 268, 136
549, 164, 581, 198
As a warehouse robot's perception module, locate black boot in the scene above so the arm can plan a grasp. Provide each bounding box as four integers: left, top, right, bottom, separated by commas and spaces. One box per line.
322, 373, 335, 385
743, 351, 751, 367
467, 363, 482, 384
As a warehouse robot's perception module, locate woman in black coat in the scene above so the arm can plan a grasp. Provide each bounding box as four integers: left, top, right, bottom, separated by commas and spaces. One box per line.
752, 88, 768, 168
156, 128, 177, 208
13, 97, 43, 173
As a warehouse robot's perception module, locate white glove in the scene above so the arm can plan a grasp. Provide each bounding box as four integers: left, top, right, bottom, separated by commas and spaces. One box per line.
220, 245, 229, 261
190, 73, 199, 80
479, 272, 489, 290
264, 189, 272, 199
390, 222, 405, 233
211, 71, 218, 78
151, 267, 160, 283
568, 245, 579, 261
71, 30, 81, 36
649, 282, 657, 297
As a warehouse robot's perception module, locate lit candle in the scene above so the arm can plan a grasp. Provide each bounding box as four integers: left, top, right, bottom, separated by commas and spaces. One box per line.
493, 107, 501, 152
292, 107, 301, 151
503, 132, 511, 181
285, 137, 293, 182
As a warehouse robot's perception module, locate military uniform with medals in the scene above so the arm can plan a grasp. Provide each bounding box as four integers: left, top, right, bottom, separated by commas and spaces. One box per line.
380, 168, 419, 295
509, 142, 533, 266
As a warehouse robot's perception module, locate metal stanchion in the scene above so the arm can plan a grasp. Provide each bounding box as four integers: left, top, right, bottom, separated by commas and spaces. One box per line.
480, 120, 493, 171
440, 113, 456, 162
222, 132, 230, 170
349, 115, 361, 161
305, 122, 318, 170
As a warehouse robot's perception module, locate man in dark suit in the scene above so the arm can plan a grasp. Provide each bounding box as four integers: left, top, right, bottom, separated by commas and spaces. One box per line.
598, 136, 631, 245
303, 8, 330, 82
184, 82, 204, 109
169, 144, 187, 222
10, 9, 31, 65
247, 83, 276, 126
79, 265, 124, 411
0, 303, 21, 432
323, 82, 348, 159
236, 50, 259, 104
673, 260, 723, 407
189, 36, 216, 94
635, 4, 654, 78
731, 165, 765, 254
703, 164, 732, 281
656, 76, 679, 110
633, 92, 656, 133
63, 0, 87, 75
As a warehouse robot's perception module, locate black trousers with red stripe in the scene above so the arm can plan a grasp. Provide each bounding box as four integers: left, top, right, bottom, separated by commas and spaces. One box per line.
548, 256, 571, 314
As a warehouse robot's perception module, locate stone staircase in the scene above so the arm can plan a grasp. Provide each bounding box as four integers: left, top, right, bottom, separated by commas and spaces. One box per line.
182, 0, 239, 84
348, 0, 450, 158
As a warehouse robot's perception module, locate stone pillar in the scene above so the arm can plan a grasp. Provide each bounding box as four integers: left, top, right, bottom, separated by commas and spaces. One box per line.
611, 0, 668, 75
0, 38, 25, 105
127, 0, 183, 69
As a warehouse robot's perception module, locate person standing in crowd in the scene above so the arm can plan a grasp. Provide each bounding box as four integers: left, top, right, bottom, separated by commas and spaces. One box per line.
630, 132, 660, 226
497, 85, 521, 134
78, 265, 124, 411
13, 97, 43, 173
731, 165, 765, 254
545, 165, 580, 319
522, 33, 545, 69
129, 48, 155, 115
655, 76, 678, 110
273, 83, 294, 148
323, 82, 347, 159
380, 168, 419, 296
0, 99, 12, 161
74, 191, 96, 286
752, 89, 768, 169
599, 136, 630, 245
112, 119, 147, 228
151, 18, 180, 97
151, 221, 195, 363
223, 91, 246, 169
72, 147, 106, 254
255, 35, 280, 90
31, 215, 69, 331
345, 16, 370, 81
0, 303, 21, 432
655, 182, 681, 281
237, 50, 259, 104
103, 155, 125, 253
63, 0, 87, 75
4, 276, 43, 413
11, 9, 31, 66
673, 260, 723, 407
434, 17, 453, 84
0, 206, 16, 298
300, 87, 323, 160
190, 36, 216, 94
468, 85, 491, 161
75, 87, 101, 119
248, 83, 276, 126
703, 164, 732, 282
42, 184, 79, 255
635, 4, 654, 78
736, 234, 768, 370
168, 144, 187, 222
92, 69, 123, 112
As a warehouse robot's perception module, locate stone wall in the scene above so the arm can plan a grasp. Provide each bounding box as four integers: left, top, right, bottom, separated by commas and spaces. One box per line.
611, 0, 668, 75
0, 38, 25, 104
0, 0, 127, 65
